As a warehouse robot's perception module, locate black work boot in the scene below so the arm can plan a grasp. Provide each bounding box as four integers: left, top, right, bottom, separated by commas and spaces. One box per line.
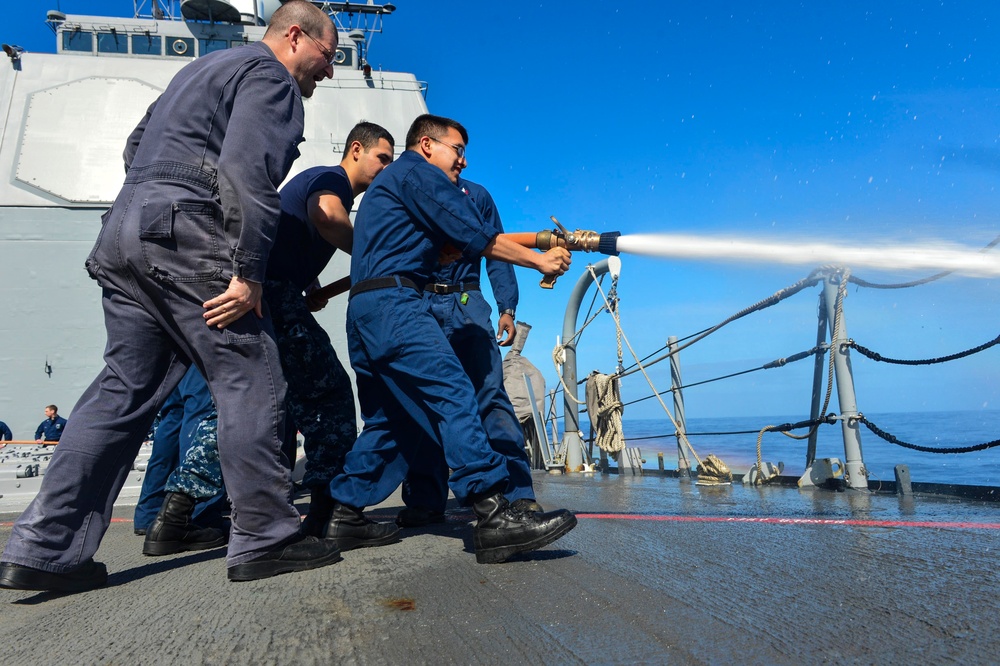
472, 493, 577, 564
510, 498, 544, 514
323, 502, 400, 551
300, 487, 336, 537
0, 559, 108, 593
143, 492, 227, 556
227, 535, 342, 582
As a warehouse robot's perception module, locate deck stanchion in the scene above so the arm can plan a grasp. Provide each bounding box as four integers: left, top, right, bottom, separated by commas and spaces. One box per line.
822, 273, 868, 490
669, 336, 691, 476
805, 292, 829, 469
561, 259, 612, 472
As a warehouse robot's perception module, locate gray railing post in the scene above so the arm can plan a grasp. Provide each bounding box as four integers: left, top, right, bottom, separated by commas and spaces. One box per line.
806, 292, 829, 469
669, 336, 691, 475
562, 259, 611, 472
822, 273, 868, 490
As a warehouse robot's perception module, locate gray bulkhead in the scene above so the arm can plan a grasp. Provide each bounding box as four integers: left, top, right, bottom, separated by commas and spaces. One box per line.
0, 11, 427, 437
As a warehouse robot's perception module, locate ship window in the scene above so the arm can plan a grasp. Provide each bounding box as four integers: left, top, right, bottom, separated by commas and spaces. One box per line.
167, 37, 195, 57
131, 34, 162, 56
199, 38, 228, 55
97, 32, 128, 54
62, 30, 93, 53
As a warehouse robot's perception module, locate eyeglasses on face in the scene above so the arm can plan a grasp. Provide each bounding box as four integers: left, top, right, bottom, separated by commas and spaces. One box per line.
300, 28, 336, 66
428, 136, 466, 160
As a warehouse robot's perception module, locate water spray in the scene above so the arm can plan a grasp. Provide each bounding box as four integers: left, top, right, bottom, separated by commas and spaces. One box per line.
613, 233, 1000, 278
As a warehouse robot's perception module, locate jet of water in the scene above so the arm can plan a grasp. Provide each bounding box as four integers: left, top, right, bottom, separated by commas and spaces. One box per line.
614, 233, 1000, 278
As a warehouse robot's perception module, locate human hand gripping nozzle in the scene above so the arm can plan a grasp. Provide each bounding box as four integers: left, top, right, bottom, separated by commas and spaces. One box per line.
501, 216, 621, 288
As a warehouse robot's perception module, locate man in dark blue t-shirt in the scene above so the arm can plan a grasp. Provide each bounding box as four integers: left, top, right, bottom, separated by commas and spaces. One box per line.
0, 420, 12, 442
264, 121, 395, 535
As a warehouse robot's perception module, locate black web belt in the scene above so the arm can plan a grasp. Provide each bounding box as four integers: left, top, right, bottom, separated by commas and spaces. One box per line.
348, 276, 421, 298
424, 281, 480, 295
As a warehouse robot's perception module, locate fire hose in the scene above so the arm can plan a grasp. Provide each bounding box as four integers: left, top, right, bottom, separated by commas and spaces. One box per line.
312, 217, 621, 297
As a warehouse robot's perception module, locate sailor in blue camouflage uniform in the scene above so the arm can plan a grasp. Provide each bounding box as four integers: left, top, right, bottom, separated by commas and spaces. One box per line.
398, 178, 540, 527
323, 114, 578, 564
133, 365, 223, 536
0, 2, 343, 592
167, 410, 223, 500
139, 368, 229, 556
265, 121, 395, 535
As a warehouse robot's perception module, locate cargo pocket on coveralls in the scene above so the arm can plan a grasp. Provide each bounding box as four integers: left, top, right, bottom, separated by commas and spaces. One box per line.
139, 202, 223, 282
84, 207, 114, 285
349, 295, 408, 368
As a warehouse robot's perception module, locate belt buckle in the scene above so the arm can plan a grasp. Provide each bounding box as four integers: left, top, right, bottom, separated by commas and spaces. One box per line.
430, 283, 451, 294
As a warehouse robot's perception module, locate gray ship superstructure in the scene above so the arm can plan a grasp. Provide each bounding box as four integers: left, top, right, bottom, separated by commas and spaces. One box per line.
0, 0, 424, 502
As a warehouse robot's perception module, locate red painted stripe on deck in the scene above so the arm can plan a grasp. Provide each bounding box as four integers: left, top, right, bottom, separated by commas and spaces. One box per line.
575, 513, 1000, 530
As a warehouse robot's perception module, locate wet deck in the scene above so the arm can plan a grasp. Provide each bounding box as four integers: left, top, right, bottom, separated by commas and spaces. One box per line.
2, 472, 999, 664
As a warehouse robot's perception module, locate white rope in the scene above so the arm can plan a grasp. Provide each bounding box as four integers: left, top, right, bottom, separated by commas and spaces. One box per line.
586, 372, 626, 455
552, 302, 608, 405
585, 265, 704, 468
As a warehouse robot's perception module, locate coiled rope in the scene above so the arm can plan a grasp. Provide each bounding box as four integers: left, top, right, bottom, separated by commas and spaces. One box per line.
578, 265, 706, 469
585, 372, 625, 456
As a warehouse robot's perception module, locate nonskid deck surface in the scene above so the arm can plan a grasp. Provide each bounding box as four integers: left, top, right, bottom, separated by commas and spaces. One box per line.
1, 472, 998, 664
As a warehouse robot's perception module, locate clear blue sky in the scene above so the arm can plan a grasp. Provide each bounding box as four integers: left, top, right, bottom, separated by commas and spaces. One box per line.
6, 1, 1000, 419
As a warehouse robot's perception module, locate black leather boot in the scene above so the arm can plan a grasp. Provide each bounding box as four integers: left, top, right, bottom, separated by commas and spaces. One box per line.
323, 502, 400, 551
143, 492, 227, 556
227, 535, 342, 582
300, 487, 336, 537
472, 493, 577, 564
510, 498, 544, 514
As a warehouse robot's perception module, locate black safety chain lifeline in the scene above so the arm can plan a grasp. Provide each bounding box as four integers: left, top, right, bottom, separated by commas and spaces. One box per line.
616, 270, 825, 379
846, 334, 1000, 365
857, 415, 1000, 454
615, 414, 836, 442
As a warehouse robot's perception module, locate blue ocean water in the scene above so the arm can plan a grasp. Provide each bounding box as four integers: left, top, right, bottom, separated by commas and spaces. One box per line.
581, 410, 1000, 487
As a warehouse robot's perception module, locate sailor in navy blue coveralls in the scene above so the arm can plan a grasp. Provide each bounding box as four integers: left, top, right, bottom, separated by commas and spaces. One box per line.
401, 178, 535, 516
329, 151, 508, 509
323, 115, 575, 563
34, 408, 67, 443
1, 14, 339, 584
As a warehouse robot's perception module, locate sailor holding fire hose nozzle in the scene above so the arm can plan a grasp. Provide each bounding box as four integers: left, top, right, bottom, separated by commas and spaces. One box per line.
320, 113, 593, 563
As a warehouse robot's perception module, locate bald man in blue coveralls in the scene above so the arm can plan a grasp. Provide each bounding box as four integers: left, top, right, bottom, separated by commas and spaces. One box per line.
398, 177, 539, 527
323, 114, 577, 564
0, 1, 343, 592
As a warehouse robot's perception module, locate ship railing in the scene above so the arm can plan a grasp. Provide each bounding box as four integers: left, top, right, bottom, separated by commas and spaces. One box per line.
0, 441, 59, 447
549, 240, 1000, 498
318, 76, 428, 96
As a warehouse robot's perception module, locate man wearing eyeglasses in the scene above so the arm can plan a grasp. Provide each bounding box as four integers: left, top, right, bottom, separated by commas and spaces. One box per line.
397, 176, 541, 529
323, 114, 578, 564
1, 1, 342, 593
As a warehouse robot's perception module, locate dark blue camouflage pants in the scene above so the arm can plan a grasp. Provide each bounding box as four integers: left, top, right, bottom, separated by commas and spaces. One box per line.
165, 407, 223, 499
264, 280, 357, 490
